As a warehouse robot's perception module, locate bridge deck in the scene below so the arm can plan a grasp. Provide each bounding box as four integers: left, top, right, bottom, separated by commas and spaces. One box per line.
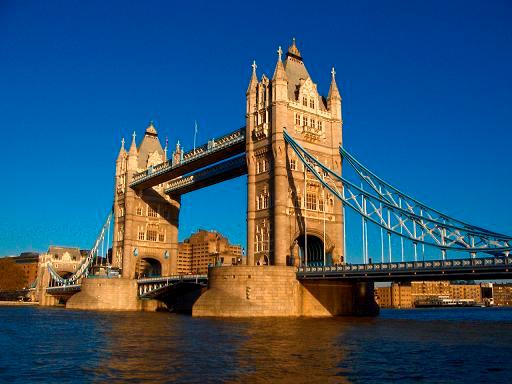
164, 155, 247, 195
130, 128, 246, 191
297, 257, 512, 282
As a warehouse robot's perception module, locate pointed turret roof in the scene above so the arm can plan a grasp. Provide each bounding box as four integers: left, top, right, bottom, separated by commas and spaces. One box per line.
287, 38, 302, 60
145, 120, 157, 136
117, 137, 126, 158
327, 67, 341, 100
129, 131, 137, 155
272, 46, 287, 81
137, 121, 164, 168
246, 60, 258, 94
283, 38, 311, 100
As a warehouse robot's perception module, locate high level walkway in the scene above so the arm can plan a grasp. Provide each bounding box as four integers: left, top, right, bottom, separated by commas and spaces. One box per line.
130, 128, 246, 191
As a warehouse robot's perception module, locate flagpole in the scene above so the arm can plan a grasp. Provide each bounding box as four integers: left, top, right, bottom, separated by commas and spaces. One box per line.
194, 120, 198, 151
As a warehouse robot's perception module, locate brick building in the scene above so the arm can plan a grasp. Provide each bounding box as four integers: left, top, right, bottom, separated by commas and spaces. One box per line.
177, 230, 242, 274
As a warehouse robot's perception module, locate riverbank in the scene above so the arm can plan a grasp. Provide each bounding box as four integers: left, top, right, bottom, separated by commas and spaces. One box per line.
0, 301, 38, 306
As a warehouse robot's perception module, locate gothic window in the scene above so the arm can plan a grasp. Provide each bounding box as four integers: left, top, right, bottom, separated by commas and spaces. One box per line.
136, 207, 143, 216
147, 230, 157, 242
158, 233, 165, 242
319, 198, 325, 212
306, 192, 317, 210
310, 99, 315, 109
303, 116, 308, 127
311, 119, 316, 129
118, 225, 124, 241
262, 159, 268, 172
303, 96, 307, 106
318, 120, 323, 130
263, 194, 269, 209
295, 113, 301, 125
289, 159, 297, 171
138, 230, 145, 240
257, 190, 270, 210
256, 161, 261, 174
118, 206, 125, 218
255, 233, 261, 252
148, 206, 158, 218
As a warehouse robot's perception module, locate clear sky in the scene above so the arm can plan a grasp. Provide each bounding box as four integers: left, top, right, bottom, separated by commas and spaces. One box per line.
1, 0, 511, 260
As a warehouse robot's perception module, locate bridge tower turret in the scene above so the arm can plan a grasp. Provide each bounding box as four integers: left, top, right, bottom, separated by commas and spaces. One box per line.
112, 122, 180, 279
245, 39, 345, 267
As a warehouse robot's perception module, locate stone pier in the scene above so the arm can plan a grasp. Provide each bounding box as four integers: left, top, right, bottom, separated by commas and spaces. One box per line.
192, 266, 379, 317
66, 278, 162, 312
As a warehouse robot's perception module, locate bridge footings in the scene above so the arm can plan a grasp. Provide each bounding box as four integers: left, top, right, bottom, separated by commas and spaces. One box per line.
66, 278, 162, 312
192, 266, 379, 317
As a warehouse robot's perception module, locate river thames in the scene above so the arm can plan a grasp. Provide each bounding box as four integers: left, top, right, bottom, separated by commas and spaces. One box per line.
0, 306, 511, 383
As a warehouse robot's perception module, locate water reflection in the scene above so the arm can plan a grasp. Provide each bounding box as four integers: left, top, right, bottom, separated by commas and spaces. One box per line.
1, 307, 511, 383
93, 314, 350, 383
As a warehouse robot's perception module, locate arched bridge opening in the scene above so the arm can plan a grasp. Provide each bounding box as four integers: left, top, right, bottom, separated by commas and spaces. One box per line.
139, 279, 207, 314
137, 258, 162, 278
296, 234, 332, 267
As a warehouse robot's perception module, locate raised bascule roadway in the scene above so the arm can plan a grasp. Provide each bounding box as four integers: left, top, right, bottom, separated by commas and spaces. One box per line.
34, 40, 511, 316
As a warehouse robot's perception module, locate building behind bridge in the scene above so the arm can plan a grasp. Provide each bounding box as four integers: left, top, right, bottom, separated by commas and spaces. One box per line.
13, 252, 39, 288
177, 230, 243, 274
376, 281, 484, 308
493, 283, 512, 306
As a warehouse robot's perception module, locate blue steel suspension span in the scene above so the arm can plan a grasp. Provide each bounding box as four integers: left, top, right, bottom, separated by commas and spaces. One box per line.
283, 130, 511, 260
47, 208, 114, 286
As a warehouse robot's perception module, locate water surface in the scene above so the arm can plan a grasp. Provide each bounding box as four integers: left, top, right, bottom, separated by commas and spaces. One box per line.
0, 306, 511, 383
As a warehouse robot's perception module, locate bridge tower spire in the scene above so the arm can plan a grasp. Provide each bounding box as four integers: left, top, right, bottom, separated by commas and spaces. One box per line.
245, 39, 345, 267
112, 122, 181, 279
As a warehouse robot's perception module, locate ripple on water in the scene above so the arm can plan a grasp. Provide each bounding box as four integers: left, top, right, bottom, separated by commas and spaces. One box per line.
0, 306, 511, 383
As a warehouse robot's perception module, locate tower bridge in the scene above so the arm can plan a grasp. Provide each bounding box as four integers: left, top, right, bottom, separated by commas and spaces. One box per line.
35, 39, 512, 316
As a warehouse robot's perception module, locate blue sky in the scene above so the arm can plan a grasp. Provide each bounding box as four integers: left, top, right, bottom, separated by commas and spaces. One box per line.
1, 0, 510, 261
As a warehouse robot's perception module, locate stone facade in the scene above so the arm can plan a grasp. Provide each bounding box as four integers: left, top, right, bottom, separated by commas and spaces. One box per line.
66, 278, 160, 311
112, 123, 180, 278
193, 266, 378, 317
36, 246, 88, 306
246, 40, 344, 268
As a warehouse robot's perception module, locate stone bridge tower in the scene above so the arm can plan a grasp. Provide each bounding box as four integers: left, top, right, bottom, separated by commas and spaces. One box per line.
246, 40, 344, 267
112, 123, 180, 278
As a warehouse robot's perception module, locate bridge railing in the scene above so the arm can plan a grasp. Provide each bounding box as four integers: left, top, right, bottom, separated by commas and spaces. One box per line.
298, 256, 511, 275
131, 128, 245, 185
137, 274, 207, 284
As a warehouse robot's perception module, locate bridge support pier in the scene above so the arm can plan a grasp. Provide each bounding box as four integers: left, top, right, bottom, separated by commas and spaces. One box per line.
192, 266, 379, 317
66, 278, 163, 311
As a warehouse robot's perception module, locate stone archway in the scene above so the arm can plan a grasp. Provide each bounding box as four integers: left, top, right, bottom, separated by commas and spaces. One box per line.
138, 257, 162, 278
256, 254, 270, 266
58, 271, 74, 279
295, 234, 331, 266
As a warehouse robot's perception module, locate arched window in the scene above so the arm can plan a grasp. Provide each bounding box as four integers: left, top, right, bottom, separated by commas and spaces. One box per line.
310, 99, 315, 109
306, 192, 317, 210
303, 96, 307, 106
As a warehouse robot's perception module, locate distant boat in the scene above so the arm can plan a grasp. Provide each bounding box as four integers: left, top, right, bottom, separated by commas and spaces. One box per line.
415, 296, 482, 308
